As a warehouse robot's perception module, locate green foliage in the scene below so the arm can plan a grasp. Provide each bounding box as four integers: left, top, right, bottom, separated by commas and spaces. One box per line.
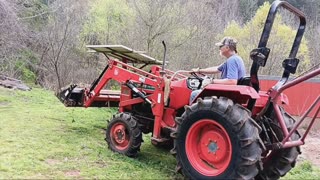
239, 0, 258, 22
21, 67, 36, 83
218, 2, 310, 75
283, 161, 320, 179
14, 50, 38, 83
18, 0, 49, 29
124, 0, 185, 60
81, 0, 134, 45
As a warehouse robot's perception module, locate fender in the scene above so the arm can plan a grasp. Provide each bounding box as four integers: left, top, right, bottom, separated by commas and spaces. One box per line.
258, 90, 289, 105
250, 91, 289, 116
192, 84, 260, 105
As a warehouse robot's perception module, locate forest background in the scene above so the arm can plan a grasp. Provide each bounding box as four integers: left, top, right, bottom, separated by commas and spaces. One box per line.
1, 0, 320, 90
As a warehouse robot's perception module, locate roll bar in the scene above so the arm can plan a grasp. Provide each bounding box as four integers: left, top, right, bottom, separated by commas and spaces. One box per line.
247, 0, 306, 110
258, 1, 306, 57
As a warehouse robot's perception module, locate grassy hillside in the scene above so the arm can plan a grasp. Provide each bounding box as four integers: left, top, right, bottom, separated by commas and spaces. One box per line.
0, 87, 319, 179
0, 87, 180, 179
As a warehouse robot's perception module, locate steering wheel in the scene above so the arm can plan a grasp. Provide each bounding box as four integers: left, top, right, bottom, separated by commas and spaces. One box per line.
190, 72, 210, 89
190, 72, 206, 81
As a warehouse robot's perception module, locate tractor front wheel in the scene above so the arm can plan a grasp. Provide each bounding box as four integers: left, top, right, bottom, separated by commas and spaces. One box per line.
105, 113, 142, 157
171, 97, 263, 179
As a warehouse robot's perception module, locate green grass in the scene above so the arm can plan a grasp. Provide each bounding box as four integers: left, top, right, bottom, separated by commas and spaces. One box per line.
282, 161, 320, 179
0, 87, 180, 179
0, 86, 319, 179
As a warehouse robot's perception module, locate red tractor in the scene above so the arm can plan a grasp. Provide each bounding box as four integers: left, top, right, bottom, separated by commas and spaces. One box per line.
57, 1, 320, 179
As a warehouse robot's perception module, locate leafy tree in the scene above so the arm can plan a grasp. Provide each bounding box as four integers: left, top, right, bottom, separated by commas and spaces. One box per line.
81, 0, 134, 45
130, 0, 189, 58
239, 0, 258, 22
13, 50, 38, 83
33, 0, 91, 89
17, 0, 49, 30
164, 0, 240, 71
0, 0, 30, 78
218, 2, 310, 76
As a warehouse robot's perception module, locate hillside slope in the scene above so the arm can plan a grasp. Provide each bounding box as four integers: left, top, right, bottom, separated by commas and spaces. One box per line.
0, 87, 179, 179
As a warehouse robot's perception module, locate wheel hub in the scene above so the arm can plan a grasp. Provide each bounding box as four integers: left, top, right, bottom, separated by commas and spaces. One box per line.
113, 124, 126, 143
109, 122, 129, 150
116, 130, 125, 143
186, 119, 232, 176
208, 141, 218, 153
199, 130, 228, 164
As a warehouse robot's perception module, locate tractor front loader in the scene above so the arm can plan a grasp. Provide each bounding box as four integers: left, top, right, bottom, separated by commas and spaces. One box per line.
57, 1, 320, 179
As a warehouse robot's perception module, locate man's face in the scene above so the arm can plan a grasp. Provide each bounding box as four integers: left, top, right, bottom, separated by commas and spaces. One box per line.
219, 45, 229, 57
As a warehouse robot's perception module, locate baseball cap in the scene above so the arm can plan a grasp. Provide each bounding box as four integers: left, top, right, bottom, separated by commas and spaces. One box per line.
215, 37, 238, 51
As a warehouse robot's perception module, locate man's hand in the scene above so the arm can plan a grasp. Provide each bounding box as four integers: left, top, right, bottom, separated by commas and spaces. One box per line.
192, 67, 200, 73
201, 77, 212, 88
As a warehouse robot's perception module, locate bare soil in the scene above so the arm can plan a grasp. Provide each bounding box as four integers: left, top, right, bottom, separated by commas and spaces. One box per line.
296, 117, 320, 167
298, 130, 320, 167
64, 170, 81, 177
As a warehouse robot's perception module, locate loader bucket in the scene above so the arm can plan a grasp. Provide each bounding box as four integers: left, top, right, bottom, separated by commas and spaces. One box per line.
56, 84, 84, 107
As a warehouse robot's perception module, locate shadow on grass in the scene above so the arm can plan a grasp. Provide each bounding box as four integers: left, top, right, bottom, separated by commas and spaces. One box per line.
135, 141, 183, 179
46, 117, 65, 122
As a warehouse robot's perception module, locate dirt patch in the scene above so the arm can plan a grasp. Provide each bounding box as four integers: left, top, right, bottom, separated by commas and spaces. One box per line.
45, 159, 61, 166
297, 130, 320, 167
0, 102, 10, 107
290, 116, 320, 167
64, 170, 81, 177
95, 159, 108, 168
26, 173, 49, 179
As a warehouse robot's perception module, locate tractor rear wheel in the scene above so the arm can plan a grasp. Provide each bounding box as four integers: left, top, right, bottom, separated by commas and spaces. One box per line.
256, 109, 301, 179
171, 97, 263, 179
105, 113, 142, 157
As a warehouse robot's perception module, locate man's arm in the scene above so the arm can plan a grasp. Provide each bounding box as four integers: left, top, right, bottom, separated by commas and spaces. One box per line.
192, 64, 223, 74
211, 57, 239, 85
212, 79, 237, 85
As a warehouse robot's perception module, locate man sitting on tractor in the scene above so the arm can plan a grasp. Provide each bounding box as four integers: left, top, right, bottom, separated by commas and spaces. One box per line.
190, 36, 246, 104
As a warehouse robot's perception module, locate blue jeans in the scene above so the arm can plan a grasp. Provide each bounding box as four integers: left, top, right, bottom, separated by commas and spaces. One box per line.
189, 89, 201, 105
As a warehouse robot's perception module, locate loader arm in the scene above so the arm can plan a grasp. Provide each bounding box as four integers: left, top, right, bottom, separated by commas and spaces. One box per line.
84, 59, 163, 107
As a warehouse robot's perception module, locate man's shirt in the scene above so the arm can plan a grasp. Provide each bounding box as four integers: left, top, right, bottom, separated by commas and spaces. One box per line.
218, 54, 246, 80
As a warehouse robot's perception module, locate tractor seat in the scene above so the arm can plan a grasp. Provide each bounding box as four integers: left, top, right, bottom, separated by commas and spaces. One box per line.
237, 76, 252, 86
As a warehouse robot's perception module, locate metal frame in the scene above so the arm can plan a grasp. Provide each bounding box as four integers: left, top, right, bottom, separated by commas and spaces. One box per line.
248, 0, 320, 150
83, 59, 167, 140
248, 0, 306, 110
269, 68, 320, 148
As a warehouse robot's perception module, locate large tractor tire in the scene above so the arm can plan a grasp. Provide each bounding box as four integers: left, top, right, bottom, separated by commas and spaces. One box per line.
105, 113, 143, 157
256, 109, 301, 180
171, 97, 263, 179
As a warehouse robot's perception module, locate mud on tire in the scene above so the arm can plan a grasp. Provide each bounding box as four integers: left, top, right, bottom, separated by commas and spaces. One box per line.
171, 97, 264, 179
105, 113, 143, 157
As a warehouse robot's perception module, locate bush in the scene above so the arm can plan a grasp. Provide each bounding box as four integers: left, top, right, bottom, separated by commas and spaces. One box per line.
14, 49, 38, 83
